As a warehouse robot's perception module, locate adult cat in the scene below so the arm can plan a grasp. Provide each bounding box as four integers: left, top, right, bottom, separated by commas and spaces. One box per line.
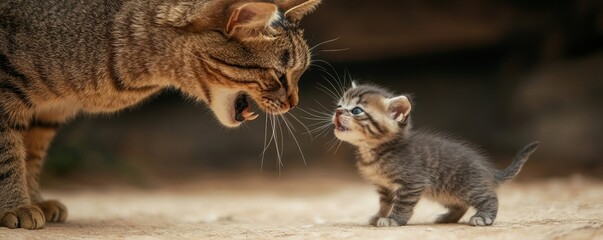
0, 0, 320, 229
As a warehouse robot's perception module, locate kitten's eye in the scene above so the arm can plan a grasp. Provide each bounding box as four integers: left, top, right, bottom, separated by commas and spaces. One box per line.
351, 107, 364, 115
337, 105, 342, 108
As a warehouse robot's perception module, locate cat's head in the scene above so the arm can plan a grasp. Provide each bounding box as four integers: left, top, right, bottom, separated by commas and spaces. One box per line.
333, 83, 412, 146
156, 0, 321, 127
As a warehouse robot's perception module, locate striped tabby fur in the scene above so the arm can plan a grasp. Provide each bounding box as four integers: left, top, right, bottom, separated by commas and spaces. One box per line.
0, 0, 320, 229
333, 84, 539, 227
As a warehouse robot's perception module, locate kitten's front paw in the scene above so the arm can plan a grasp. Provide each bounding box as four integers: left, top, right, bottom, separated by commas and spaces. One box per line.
36, 200, 68, 223
469, 216, 494, 226
375, 217, 399, 227
0, 205, 45, 229
369, 215, 380, 226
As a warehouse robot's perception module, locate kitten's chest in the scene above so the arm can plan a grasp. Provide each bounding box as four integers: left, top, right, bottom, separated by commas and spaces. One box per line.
358, 165, 390, 187
358, 153, 400, 191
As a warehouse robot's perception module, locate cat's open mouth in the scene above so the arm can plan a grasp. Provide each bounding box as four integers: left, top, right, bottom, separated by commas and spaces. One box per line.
234, 93, 259, 122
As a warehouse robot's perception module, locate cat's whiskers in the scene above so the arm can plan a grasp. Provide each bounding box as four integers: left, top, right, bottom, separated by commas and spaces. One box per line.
309, 37, 341, 52
260, 112, 270, 172
276, 113, 286, 177
314, 48, 350, 53
261, 112, 279, 173
267, 113, 283, 177
279, 113, 307, 166
258, 106, 312, 173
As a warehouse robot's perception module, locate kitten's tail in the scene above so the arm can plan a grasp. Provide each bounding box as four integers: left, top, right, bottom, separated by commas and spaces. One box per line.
495, 142, 540, 183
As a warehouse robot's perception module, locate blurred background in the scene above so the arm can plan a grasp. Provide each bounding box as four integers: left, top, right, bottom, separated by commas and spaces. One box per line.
43, 0, 603, 188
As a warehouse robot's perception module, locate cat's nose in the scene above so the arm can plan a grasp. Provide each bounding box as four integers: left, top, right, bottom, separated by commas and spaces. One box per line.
287, 94, 299, 109
335, 109, 344, 117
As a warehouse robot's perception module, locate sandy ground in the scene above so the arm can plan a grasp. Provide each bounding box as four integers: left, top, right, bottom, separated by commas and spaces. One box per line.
1, 175, 602, 240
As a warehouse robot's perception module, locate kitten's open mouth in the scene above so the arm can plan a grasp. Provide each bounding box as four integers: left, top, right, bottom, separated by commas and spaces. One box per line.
334, 116, 349, 132
234, 93, 259, 122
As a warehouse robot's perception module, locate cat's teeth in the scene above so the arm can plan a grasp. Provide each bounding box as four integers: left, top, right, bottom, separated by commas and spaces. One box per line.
247, 114, 259, 120
243, 111, 258, 120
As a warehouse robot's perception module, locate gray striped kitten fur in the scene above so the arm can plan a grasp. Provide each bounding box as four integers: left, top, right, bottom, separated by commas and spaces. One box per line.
333, 83, 539, 227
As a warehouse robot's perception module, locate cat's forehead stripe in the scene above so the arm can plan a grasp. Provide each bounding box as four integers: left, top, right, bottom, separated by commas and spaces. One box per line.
295, 33, 309, 69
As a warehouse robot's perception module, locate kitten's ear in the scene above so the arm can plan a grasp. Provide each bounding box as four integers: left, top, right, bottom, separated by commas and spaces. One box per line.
277, 0, 322, 23
387, 96, 412, 122
225, 2, 279, 38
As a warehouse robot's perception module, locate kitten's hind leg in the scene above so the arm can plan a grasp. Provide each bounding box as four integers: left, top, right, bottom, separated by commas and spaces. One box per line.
468, 193, 498, 226
435, 204, 468, 224
369, 187, 393, 226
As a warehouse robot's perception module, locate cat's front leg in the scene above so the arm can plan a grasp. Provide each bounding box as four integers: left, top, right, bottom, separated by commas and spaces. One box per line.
375, 184, 424, 227
25, 117, 70, 223
369, 186, 394, 226
0, 101, 45, 230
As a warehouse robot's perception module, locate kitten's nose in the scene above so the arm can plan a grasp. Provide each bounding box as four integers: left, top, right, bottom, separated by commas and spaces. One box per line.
335, 109, 344, 117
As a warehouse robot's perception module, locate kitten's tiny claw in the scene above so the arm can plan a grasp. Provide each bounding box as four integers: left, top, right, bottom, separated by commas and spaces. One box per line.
376, 217, 399, 227
469, 216, 493, 226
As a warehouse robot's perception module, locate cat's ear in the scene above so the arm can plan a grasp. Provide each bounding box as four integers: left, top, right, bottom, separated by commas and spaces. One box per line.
225, 2, 279, 38
387, 96, 412, 122
277, 0, 322, 23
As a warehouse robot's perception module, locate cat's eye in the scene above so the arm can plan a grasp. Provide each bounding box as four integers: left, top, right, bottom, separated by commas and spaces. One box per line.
278, 73, 288, 89
351, 107, 364, 115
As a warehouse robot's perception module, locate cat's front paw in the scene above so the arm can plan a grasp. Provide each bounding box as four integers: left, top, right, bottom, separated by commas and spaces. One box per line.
0, 205, 46, 229
375, 217, 399, 227
36, 200, 68, 223
469, 215, 494, 226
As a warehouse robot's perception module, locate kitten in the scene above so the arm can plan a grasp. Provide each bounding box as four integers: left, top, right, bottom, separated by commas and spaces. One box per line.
332, 83, 539, 227
0, 0, 320, 229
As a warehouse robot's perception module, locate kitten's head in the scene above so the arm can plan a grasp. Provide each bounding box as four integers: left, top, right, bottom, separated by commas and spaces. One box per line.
333, 83, 412, 146
157, 0, 320, 127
